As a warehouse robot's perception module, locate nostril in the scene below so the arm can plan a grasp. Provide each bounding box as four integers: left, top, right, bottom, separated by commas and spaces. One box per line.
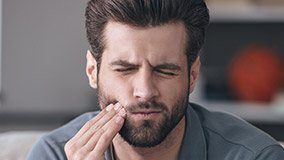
132, 73, 159, 100
133, 88, 159, 102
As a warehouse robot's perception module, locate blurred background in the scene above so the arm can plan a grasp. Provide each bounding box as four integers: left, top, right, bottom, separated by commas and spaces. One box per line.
0, 0, 283, 159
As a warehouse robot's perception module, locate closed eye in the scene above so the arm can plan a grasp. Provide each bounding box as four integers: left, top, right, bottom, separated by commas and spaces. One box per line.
114, 67, 136, 72
154, 69, 178, 76
154, 63, 181, 76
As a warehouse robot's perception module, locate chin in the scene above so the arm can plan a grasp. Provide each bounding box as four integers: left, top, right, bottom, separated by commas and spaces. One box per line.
118, 112, 180, 148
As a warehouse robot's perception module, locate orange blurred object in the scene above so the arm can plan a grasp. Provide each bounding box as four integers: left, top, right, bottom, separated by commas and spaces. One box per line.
228, 45, 283, 103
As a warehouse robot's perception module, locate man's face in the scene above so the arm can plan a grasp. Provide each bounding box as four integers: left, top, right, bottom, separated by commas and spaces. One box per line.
95, 21, 190, 147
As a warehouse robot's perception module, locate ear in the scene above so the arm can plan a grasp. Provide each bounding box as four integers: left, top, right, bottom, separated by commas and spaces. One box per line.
189, 56, 201, 93
86, 50, 98, 89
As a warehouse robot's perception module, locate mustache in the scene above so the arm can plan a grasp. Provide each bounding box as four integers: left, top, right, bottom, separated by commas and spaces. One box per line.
125, 101, 168, 112
99, 94, 167, 112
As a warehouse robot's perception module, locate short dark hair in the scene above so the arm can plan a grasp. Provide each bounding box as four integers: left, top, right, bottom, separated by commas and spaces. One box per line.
85, 0, 209, 71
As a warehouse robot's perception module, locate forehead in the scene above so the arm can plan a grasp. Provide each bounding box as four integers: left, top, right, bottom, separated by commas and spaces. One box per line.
102, 21, 188, 65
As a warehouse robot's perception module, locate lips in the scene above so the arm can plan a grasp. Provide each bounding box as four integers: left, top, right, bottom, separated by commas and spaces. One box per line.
129, 110, 162, 120
131, 110, 161, 114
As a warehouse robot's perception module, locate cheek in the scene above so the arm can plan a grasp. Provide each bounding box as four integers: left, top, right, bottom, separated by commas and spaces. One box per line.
158, 77, 189, 108
99, 73, 132, 102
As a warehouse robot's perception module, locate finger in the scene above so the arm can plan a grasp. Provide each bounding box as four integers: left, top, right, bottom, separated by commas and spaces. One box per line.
66, 103, 115, 151
83, 107, 126, 151
77, 108, 126, 156
87, 109, 126, 157
76, 124, 105, 156
73, 103, 114, 140
70, 103, 123, 149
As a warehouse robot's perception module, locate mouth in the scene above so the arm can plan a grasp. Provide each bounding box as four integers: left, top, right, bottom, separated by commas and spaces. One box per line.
128, 110, 162, 120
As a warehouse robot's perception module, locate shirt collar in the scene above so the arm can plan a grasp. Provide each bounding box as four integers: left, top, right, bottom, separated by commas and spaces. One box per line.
178, 103, 207, 160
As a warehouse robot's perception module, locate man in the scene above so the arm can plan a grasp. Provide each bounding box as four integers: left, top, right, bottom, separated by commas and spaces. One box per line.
28, 0, 284, 159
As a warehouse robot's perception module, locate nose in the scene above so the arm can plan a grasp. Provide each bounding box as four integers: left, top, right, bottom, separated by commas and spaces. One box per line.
132, 69, 159, 101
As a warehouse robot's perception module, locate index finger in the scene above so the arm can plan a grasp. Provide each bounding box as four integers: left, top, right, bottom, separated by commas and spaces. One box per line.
73, 103, 115, 139
88, 109, 126, 158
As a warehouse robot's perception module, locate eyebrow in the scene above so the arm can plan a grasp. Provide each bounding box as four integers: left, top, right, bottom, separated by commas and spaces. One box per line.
109, 60, 140, 68
110, 60, 181, 71
155, 63, 181, 71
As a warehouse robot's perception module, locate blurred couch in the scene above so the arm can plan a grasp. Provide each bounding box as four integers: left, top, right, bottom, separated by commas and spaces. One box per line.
0, 131, 46, 160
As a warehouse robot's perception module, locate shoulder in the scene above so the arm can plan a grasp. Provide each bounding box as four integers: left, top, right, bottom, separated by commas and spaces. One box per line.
190, 103, 284, 159
44, 111, 99, 143
27, 111, 100, 160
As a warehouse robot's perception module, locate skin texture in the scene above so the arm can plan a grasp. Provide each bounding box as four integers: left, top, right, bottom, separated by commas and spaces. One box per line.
65, 21, 200, 160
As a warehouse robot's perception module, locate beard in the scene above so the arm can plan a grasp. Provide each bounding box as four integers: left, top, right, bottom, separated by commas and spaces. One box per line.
98, 86, 188, 148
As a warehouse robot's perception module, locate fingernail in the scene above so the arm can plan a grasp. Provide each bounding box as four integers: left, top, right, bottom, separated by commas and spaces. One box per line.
114, 103, 121, 111
106, 104, 114, 112
118, 108, 126, 117
115, 116, 124, 124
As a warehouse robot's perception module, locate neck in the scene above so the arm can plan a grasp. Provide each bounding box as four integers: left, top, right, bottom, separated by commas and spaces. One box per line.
112, 116, 186, 160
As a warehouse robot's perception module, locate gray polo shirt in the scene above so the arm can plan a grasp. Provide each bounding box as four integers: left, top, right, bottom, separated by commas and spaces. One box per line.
27, 103, 284, 160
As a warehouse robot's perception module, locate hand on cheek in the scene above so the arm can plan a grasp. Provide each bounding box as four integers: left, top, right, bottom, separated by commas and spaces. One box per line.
64, 102, 126, 160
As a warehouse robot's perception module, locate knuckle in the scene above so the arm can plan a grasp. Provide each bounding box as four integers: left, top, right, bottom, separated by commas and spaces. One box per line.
64, 142, 77, 156
85, 121, 92, 128
103, 127, 114, 137
88, 121, 103, 133
64, 147, 74, 157
91, 123, 101, 132
99, 134, 109, 144
64, 142, 72, 154
65, 140, 73, 148
99, 126, 107, 134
